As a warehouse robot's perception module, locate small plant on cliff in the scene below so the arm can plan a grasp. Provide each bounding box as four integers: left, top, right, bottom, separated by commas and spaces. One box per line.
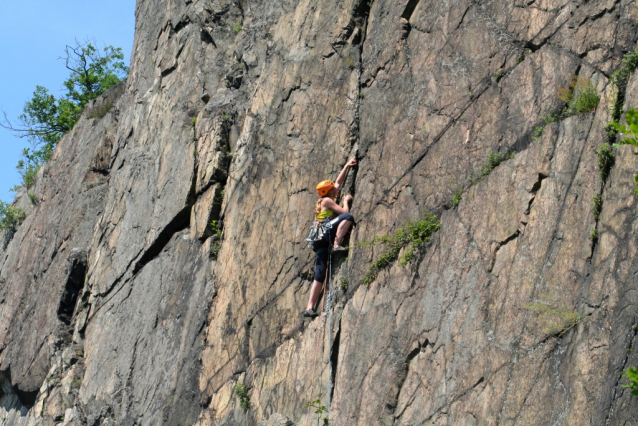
609, 50, 638, 121
597, 143, 614, 183
623, 367, 638, 395
450, 188, 463, 208
339, 277, 348, 291
0, 202, 26, 231
558, 76, 600, 115
361, 214, 440, 285
234, 382, 250, 412
612, 109, 638, 194
345, 57, 356, 69
210, 220, 223, 258
233, 23, 242, 34
532, 110, 561, 141
525, 296, 583, 337
592, 192, 603, 220
306, 399, 328, 423
469, 151, 514, 185
306, 399, 329, 423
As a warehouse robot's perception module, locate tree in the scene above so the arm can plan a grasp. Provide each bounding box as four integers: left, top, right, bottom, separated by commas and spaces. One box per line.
2, 40, 128, 189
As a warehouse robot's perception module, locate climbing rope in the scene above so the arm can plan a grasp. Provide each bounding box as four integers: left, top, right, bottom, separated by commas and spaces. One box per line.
325, 252, 336, 416
304, 237, 332, 426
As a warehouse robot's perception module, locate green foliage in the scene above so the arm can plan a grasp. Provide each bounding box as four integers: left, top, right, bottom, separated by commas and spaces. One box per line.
223, 113, 231, 121
71, 379, 82, 389
590, 227, 598, 242
61, 42, 128, 108
210, 220, 222, 258
306, 399, 328, 423
532, 110, 561, 140
517, 55, 525, 64
470, 151, 515, 185
623, 367, 638, 395
2, 40, 128, 191
612, 109, 638, 194
592, 192, 603, 220
345, 57, 356, 69
609, 50, 638, 121
233, 23, 242, 34
493, 70, 504, 81
28, 193, 37, 204
16, 154, 40, 190
450, 189, 463, 208
234, 382, 250, 412
525, 297, 583, 337
339, 277, 348, 291
468, 92, 475, 100
448, 151, 513, 210
359, 92, 365, 99
0, 202, 26, 231
532, 76, 599, 144
557, 76, 599, 115
597, 143, 614, 183
362, 214, 440, 285
191, 117, 197, 126
613, 109, 638, 149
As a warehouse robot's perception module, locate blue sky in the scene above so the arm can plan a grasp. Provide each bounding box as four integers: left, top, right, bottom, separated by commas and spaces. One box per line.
0, 0, 136, 203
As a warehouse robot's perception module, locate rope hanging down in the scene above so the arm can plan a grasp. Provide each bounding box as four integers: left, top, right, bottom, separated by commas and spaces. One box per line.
304, 243, 331, 426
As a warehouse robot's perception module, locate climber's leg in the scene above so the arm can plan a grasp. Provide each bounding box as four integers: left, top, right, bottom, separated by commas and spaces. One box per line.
304, 246, 329, 315
306, 280, 323, 311
330, 213, 354, 247
333, 219, 352, 247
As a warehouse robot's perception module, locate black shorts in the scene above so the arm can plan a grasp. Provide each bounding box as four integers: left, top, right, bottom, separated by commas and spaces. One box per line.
312, 213, 354, 282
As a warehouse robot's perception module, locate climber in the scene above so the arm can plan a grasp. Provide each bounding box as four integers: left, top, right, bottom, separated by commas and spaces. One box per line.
303, 157, 357, 318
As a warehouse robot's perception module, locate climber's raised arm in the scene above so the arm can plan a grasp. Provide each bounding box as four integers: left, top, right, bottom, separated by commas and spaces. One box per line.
334, 157, 357, 190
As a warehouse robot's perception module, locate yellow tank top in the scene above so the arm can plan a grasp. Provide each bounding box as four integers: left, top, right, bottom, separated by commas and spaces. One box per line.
315, 209, 335, 220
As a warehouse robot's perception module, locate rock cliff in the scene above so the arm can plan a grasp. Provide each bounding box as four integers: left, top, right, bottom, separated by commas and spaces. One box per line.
1, 0, 638, 424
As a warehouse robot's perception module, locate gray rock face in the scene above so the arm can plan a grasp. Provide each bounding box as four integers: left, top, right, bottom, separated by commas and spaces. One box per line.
0, 0, 637, 425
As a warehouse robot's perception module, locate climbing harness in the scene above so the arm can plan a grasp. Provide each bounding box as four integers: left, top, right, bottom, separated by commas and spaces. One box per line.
305, 219, 332, 250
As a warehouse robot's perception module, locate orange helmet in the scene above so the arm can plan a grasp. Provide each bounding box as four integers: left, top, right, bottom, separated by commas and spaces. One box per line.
316, 180, 335, 196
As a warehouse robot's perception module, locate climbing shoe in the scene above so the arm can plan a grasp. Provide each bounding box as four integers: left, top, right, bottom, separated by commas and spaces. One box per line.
332, 245, 348, 253
302, 309, 319, 318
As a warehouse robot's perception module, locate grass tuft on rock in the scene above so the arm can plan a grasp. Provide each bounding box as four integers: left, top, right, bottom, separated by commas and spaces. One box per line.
362, 214, 440, 285
525, 297, 583, 337
558, 76, 600, 115
234, 382, 250, 412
